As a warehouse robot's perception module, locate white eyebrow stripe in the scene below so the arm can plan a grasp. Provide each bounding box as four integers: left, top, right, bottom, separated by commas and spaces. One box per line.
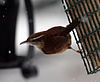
31, 35, 44, 40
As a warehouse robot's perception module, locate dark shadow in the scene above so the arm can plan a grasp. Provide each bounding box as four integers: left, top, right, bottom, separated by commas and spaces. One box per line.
0, 0, 37, 78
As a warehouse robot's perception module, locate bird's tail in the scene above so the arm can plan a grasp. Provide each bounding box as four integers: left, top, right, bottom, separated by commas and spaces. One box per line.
65, 15, 89, 34
65, 17, 80, 33
61, 18, 81, 36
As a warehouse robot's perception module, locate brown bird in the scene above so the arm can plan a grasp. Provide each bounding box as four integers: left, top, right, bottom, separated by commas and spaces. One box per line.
20, 18, 81, 55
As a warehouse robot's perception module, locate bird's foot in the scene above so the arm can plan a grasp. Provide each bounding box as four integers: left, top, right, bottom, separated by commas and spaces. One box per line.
68, 47, 82, 54
75, 50, 82, 54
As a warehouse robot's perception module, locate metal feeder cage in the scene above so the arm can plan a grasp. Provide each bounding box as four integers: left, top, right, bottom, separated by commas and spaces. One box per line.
62, 0, 100, 74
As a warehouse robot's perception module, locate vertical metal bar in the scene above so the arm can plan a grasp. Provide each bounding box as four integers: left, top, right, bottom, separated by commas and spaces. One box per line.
25, 0, 34, 59
80, 0, 98, 67
62, 0, 100, 74
64, 0, 91, 74
84, 0, 100, 68
89, 0, 100, 62
72, 0, 95, 72
75, 0, 97, 71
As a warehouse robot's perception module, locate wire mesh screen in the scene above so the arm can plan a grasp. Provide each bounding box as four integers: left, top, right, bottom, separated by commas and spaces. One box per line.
62, 0, 100, 74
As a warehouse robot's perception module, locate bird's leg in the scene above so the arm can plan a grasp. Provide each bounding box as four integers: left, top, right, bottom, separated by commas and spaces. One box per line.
68, 47, 82, 53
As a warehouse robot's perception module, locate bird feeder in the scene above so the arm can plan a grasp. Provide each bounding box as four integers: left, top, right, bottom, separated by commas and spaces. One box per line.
62, 0, 100, 74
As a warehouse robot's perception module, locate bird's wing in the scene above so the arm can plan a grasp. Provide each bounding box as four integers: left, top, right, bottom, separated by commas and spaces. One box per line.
28, 31, 45, 40
42, 36, 69, 54
46, 26, 66, 36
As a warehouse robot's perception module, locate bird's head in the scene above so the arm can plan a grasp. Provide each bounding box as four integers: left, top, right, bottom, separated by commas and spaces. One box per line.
20, 34, 44, 46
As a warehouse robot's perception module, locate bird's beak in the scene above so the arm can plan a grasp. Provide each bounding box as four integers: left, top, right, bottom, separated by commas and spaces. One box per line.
20, 40, 28, 45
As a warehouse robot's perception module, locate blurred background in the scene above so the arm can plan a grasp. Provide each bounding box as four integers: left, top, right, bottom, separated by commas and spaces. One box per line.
0, 0, 100, 82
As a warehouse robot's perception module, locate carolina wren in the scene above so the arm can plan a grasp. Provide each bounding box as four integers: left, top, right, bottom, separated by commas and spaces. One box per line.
20, 18, 81, 55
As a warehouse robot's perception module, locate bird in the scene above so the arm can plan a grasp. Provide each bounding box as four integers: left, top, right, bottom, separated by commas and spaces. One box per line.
20, 18, 81, 55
